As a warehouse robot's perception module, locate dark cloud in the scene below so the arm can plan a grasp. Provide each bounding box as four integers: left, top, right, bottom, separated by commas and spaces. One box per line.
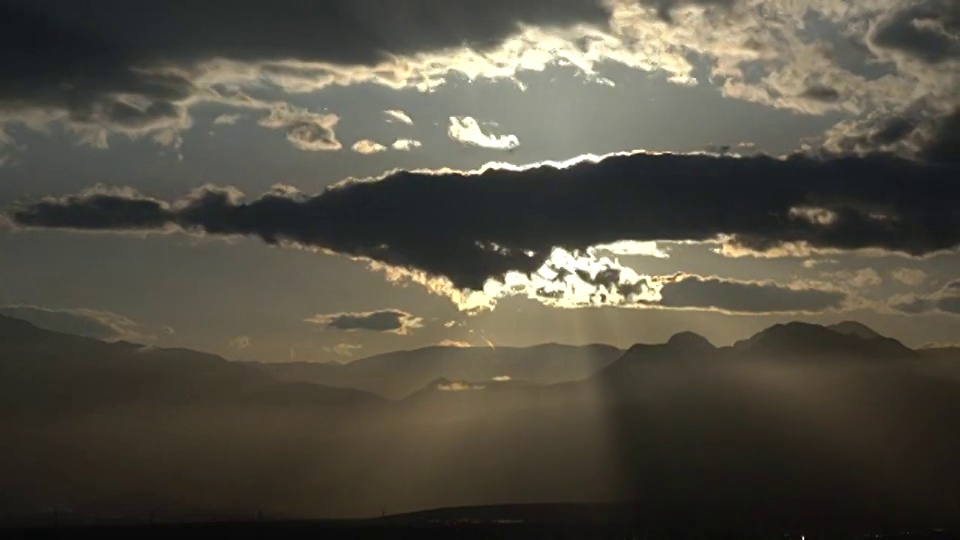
0, 0, 611, 124
870, 0, 960, 64
0, 2, 198, 144
34, 0, 611, 65
656, 275, 847, 314
13, 187, 174, 230
892, 296, 936, 315
305, 309, 423, 335
920, 108, 960, 164
799, 85, 841, 103
870, 116, 919, 145
826, 106, 958, 161
10, 152, 960, 291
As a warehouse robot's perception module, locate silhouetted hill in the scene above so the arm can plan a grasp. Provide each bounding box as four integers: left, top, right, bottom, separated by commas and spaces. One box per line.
734, 321, 915, 359
0, 314, 380, 411
665, 331, 715, 351
592, 332, 719, 386
0, 313, 48, 341
258, 343, 621, 399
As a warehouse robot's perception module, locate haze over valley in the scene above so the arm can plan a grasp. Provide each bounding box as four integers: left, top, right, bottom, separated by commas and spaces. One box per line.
3, 314, 959, 533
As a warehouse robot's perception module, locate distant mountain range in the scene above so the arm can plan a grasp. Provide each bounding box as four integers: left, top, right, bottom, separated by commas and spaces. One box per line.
2, 313, 959, 530
259, 320, 938, 397
0, 314, 381, 413
256, 343, 623, 399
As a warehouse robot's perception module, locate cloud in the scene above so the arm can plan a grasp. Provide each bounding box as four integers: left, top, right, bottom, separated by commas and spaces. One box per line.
447, 116, 519, 150
653, 274, 849, 314
1, 0, 957, 164
869, 0, 959, 65
817, 268, 883, 289
383, 110, 414, 125
436, 339, 470, 348
592, 240, 669, 258
891, 268, 929, 286
305, 309, 423, 335
0, 0, 610, 147
890, 280, 960, 316
919, 108, 960, 164
213, 114, 242, 125
12, 152, 960, 296
351, 139, 388, 154
11, 184, 176, 231
229, 335, 252, 350
9, 152, 960, 314
392, 139, 423, 151
491, 375, 512, 382
802, 258, 839, 269
825, 107, 960, 163
799, 84, 842, 104
257, 103, 340, 151
0, 305, 157, 341
354, 138, 421, 153
638, 0, 736, 22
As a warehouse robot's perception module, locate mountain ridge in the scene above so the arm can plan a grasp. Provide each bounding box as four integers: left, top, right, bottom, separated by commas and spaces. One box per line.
2, 313, 960, 525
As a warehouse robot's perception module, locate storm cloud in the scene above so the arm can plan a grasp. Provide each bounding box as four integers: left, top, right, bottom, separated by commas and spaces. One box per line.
869, 0, 960, 65
10, 152, 960, 295
2, 0, 958, 161
0, 0, 610, 142
0, 0, 611, 91
828, 107, 960, 164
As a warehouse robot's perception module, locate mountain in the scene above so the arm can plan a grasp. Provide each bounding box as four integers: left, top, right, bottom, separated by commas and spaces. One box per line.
3, 315, 960, 530
733, 321, 915, 359
828, 320, 883, 340
0, 313, 49, 341
0, 314, 380, 411
594, 331, 717, 384
665, 331, 715, 351
258, 343, 622, 399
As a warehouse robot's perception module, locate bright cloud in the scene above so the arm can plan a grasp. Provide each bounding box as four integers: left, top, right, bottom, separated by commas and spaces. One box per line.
447, 116, 520, 150
383, 109, 414, 125
257, 103, 341, 151
351, 139, 388, 154
392, 139, 423, 151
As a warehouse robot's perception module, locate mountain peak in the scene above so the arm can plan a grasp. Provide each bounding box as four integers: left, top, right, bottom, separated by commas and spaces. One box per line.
828, 321, 883, 340
736, 321, 912, 359
667, 331, 714, 350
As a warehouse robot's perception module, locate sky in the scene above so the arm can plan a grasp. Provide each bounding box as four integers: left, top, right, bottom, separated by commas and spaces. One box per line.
0, 0, 958, 362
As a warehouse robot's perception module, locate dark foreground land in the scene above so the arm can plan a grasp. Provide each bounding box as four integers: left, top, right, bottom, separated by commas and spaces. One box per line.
5, 504, 960, 539
6, 523, 958, 540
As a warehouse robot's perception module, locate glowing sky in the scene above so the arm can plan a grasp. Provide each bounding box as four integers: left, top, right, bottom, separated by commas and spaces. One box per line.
1, 0, 958, 361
